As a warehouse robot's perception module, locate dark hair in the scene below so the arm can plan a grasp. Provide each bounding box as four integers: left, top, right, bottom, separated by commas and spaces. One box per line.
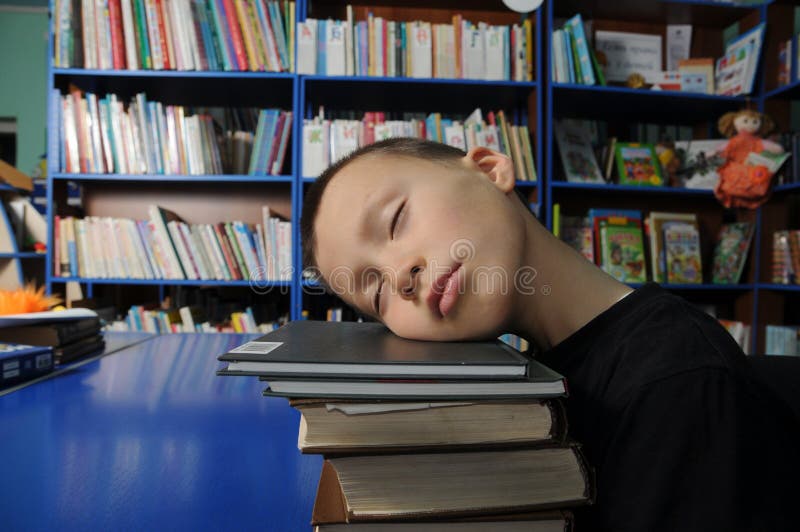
301, 138, 467, 274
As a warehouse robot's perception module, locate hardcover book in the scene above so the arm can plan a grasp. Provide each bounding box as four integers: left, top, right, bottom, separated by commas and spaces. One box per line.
711, 222, 754, 284
590, 209, 646, 283
310, 447, 593, 523
295, 399, 566, 454
663, 222, 702, 284
614, 143, 663, 186
218, 320, 544, 380
554, 120, 604, 184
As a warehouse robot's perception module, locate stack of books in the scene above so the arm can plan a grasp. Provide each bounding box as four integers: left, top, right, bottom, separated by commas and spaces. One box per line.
217, 321, 594, 529
0, 308, 103, 367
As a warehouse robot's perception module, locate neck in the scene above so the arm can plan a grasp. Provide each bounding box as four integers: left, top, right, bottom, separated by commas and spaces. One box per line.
508, 212, 633, 351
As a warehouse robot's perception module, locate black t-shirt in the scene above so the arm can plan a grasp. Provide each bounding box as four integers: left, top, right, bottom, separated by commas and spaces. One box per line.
536, 283, 800, 532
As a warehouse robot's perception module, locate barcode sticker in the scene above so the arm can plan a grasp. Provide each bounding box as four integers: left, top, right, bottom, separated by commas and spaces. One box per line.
229, 341, 283, 355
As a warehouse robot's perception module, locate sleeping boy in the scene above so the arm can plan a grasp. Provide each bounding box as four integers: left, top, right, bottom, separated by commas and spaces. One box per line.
301, 138, 798, 531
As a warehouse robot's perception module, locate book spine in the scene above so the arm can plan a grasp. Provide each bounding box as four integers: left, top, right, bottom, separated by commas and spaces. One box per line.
221, 0, 248, 69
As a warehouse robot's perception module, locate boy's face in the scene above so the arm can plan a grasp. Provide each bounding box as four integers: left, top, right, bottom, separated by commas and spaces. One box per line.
313, 153, 527, 341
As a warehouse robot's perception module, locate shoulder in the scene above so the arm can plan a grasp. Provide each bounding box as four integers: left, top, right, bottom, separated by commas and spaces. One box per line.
602, 289, 745, 399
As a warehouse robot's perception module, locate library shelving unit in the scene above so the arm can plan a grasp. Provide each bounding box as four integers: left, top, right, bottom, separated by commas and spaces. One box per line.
544, 0, 771, 354
0, 182, 47, 288
44, 0, 542, 324
756, 0, 799, 354
295, 0, 543, 319
45, 59, 300, 318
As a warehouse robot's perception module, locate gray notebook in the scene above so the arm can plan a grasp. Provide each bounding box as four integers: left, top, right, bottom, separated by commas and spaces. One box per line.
217, 320, 558, 382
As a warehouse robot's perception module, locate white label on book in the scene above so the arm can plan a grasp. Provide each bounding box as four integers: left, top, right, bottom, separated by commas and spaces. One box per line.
229, 341, 283, 355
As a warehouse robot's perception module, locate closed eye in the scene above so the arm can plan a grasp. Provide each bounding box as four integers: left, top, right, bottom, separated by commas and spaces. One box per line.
373, 277, 384, 316
390, 200, 406, 240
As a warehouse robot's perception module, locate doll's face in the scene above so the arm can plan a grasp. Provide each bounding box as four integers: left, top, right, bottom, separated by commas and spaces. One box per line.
734, 113, 761, 135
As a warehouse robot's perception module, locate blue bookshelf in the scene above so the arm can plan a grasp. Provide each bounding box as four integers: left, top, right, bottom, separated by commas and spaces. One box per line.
545, 0, 772, 354
293, 1, 544, 320
45, 0, 544, 325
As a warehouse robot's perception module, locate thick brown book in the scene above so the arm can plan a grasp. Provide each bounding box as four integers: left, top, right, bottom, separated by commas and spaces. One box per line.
314, 510, 574, 531
296, 400, 567, 455
311, 447, 593, 524
54, 334, 105, 364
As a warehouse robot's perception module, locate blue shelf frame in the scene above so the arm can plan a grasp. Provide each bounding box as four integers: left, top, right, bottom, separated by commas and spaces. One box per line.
550, 181, 715, 196
51, 173, 294, 183
0, 252, 45, 259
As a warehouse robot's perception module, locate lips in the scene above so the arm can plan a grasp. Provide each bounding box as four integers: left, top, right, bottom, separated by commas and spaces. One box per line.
427, 264, 462, 318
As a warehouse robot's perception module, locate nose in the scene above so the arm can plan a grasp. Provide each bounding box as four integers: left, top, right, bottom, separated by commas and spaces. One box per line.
395, 257, 425, 301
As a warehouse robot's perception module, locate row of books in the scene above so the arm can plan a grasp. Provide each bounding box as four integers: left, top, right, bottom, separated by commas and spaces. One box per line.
298, 8, 533, 81
303, 108, 536, 181
776, 34, 799, 87
554, 206, 754, 285
54, 205, 292, 281
552, 15, 763, 97
54, 0, 296, 72
765, 325, 800, 356
217, 321, 590, 529
56, 90, 293, 176
772, 230, 800, 285
107, 304, 284, 333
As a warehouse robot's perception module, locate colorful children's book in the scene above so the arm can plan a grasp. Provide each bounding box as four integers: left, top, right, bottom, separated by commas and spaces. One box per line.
711, 222, 755, 284
554, 120, 604, 184
614, 142, 663, 186
674, 139, 726, 189
589, 209, 646, 283
646, 212, 700, 283
664, 222, 702, 284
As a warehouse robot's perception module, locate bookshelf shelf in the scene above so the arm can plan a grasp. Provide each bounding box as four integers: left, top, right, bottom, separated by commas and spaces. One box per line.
551, 83, 748, 122
0, 252, 45, 259
50, 277, 293, 288
758, 283, 800, 292
551, 181, 715, 196
773, 183, 800, 194
52, 68, 296, 80
551, 0, 762, 26
302, 75, 537, 88
763, 79, 800, 100
52, 173, 294, 184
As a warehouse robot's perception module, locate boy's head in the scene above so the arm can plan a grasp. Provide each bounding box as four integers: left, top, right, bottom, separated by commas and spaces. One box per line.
301, 138, 536, 341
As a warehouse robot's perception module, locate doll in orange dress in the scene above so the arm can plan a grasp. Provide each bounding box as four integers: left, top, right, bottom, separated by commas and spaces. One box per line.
715, 109, 784, 209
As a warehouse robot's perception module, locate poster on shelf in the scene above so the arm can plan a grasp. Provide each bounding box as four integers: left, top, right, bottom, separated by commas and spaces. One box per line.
594, 31, 662, 83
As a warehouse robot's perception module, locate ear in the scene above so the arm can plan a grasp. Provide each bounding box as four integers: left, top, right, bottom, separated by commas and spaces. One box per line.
463, 146, 516, 193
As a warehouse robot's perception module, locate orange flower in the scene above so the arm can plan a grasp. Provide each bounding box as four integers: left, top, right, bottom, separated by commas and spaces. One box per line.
0, 283, 62, 315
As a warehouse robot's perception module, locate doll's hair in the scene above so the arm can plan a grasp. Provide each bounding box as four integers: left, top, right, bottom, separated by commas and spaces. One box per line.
718, 109, 776, 138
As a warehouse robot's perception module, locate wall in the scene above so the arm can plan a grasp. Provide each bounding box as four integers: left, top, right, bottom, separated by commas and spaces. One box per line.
0, 6, 48, 174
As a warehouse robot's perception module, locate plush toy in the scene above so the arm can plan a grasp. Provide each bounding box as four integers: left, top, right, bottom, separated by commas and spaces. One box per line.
715, 109, 784, 209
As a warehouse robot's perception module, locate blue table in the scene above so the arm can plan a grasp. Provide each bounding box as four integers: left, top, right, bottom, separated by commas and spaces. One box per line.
0, 333, 322, 531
